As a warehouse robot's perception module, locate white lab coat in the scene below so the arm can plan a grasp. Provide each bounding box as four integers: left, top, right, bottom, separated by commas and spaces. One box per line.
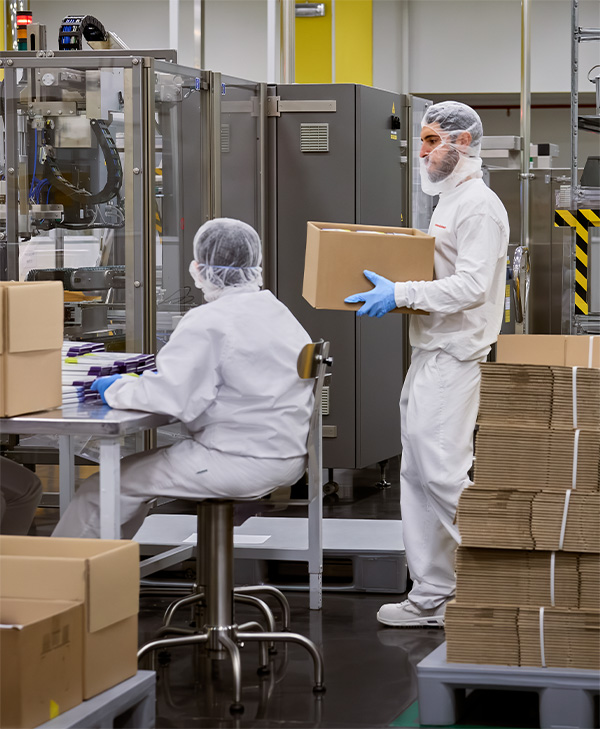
394, 178, 509, 610
53, 289, 314, 539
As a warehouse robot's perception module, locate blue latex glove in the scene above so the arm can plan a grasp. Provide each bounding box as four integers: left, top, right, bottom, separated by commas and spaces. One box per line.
90, 374, 122, 405
344, 270, 397, 318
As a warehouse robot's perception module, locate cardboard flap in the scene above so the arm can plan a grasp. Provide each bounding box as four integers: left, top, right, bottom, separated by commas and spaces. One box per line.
0, 286, 4, 354
87, 544, 139, 632
5, 282, 63, 353
0, 555, 87, 601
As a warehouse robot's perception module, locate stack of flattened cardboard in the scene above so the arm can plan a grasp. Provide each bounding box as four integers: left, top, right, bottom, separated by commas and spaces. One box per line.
445, 339, 600, 669
447, 603, 600, 669
445, 603, 519, 665
550, 366, 600, 430
455, 548, 596, 609
478, 364, 553, 427
579, 554, 600, 610
473, 426, 600, 491
458, 487, 600, 553
518, 608, 600, 669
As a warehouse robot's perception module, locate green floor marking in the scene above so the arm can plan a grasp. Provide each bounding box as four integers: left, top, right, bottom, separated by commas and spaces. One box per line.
389, 701, 531, 729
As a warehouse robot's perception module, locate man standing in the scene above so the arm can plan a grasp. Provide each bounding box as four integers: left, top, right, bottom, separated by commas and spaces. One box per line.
345, 101, 509, 627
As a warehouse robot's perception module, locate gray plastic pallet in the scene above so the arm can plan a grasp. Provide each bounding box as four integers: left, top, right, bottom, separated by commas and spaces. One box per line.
135, 515, 407, 593
234, 516, 407, 593
38, 671, 156, 729
417, 643, 599, 729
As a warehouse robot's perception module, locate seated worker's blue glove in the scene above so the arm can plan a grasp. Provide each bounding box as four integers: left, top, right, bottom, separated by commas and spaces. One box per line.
344, 270, 397, 318
90, 374, 122, 405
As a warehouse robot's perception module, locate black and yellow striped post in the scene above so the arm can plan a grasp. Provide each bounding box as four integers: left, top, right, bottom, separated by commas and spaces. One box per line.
554, 209, 600, 315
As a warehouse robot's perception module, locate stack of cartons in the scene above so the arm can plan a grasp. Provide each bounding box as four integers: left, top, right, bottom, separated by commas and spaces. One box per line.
446, 335, 600, 670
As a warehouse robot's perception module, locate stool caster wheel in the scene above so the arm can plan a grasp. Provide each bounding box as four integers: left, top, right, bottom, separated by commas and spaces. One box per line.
313, 684, 326, 694
323, 481, 338, 495
230, 702, 244, 714
257, 665, 271, 676
157, 650, 171, 666
375, 478, 391, 489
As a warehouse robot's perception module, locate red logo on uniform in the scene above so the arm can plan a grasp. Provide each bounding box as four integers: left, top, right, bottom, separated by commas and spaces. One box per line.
435, 224, 447, 229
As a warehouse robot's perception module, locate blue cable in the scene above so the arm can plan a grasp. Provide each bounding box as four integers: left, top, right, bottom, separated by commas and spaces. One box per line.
29, 129, 38, 199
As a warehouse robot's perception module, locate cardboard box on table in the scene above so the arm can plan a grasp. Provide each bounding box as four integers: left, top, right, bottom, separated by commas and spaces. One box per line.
0, 536, 139, 699
302, 221, 435, 314
0, 597, 83, 728
0, 281, 63, 417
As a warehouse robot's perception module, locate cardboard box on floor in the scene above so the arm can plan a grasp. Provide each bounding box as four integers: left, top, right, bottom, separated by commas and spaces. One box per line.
497, 334, 600, 368
0, 281, 63, 417
302, 221, 435, 314
0, 597, 83, 729
0, 536, 139, 699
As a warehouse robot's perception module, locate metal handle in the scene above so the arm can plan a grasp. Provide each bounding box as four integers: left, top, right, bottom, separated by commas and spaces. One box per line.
512, 245, 531, 324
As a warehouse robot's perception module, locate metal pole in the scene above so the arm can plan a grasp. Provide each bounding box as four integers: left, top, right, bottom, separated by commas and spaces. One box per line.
571, 0, 578, 204
169, 0, 179, 55
519, 0, 532, 333
280, 0, 295, 83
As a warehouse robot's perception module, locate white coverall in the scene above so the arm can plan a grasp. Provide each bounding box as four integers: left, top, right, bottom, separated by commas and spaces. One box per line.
0, 456, 43, 534
53, 289, 313, 539
393, 177, 509, 610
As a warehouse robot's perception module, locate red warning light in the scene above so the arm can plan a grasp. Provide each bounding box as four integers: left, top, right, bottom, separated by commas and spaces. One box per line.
16, 11, 33, 25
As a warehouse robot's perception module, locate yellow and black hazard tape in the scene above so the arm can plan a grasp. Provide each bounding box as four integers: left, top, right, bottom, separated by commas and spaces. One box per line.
554, 209, 600, 315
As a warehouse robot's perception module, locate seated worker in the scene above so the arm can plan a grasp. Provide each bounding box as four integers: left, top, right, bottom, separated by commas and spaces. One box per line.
53, 218, 313, 539
0, 456, 43, 534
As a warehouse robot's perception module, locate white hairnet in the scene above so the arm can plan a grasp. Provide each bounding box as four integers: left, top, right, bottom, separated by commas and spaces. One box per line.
422, 101, 483, 156
190, 217, 263, 301
420, 101, 484, 196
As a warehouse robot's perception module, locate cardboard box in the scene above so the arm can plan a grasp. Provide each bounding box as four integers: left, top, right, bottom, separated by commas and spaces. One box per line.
0, 281, 63, 417
0, 598, 83, 728
497, 334, 600, 368
302, 221, 435, 314
0, 536, 139, 699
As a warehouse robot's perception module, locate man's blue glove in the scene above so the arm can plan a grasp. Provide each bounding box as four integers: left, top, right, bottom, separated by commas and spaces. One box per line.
90, 374, 122, 404
344, 270, 397, 318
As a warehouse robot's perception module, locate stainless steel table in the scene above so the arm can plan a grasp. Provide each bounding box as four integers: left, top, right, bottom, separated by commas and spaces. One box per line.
0, 403, 174, 538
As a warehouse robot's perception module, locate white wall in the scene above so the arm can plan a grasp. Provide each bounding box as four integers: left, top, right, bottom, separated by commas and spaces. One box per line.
29, 0, 599, 164
30, 0, 599, 94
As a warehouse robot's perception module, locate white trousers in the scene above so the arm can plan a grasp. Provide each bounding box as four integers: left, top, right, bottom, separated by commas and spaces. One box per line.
400, 348, 481, 610
0, 456, 43, 535
52, 438, 306, 539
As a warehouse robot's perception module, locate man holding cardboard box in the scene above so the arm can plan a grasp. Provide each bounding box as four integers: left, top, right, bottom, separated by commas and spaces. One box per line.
346, 102, 509, 627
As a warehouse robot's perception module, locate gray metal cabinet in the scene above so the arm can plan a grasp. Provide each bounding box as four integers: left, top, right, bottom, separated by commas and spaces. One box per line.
266, 83, 409, 469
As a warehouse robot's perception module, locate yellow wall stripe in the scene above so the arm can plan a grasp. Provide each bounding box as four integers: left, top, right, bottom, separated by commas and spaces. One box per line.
295, 0, 333, 83
335, 0, 373, 85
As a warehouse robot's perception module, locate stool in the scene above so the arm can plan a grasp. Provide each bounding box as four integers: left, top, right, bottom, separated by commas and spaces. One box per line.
138, 499, 325, 713
137, 341, 330, 713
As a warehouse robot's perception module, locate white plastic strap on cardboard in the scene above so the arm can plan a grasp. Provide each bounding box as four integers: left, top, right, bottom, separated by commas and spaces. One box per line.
549, 552, 556, 607
539, 607, 546, 668
589, 336, 596, 368
572, 366, 578, 428
558, 489, 572, 551
572, 429, 580, 490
